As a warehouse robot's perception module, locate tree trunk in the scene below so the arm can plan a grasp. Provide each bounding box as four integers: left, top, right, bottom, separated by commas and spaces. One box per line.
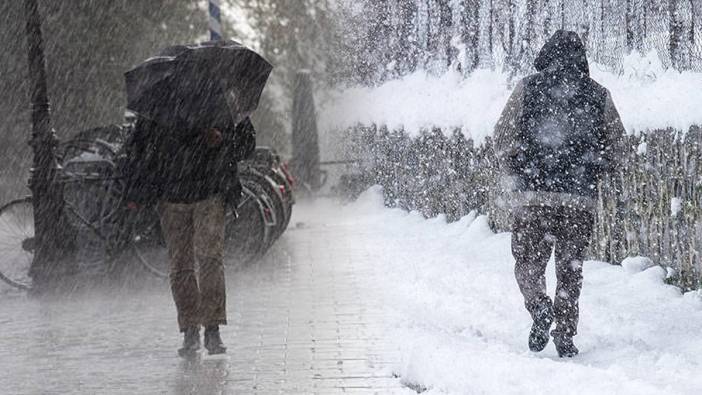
600, 0, 606, 60
438, 0, 453, 68
507, 0, 517, 65
580, 0, 590, 49
517, 0, 538, 71
363, 1, 392, 83
642, 0, 651, 41
544, 0, 552, 37
635, 0, 646, 52
626, 0, 634, 51
426, 0, 435, 61
460, 0, 481, 71
397, 0, 419, 74
690, 0, 696, 45
526, 0, 538, 47
488, 0, 494, 61
669, 0, 684, 69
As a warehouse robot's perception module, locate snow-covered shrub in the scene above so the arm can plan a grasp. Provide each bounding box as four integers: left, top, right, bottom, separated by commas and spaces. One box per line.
340, 124, 702, 290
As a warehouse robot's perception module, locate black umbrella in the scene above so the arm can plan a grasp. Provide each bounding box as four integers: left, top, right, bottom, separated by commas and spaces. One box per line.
125, 40, 273, 131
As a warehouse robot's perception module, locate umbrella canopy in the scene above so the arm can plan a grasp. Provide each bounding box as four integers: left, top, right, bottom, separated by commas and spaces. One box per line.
125, 40, 272, 131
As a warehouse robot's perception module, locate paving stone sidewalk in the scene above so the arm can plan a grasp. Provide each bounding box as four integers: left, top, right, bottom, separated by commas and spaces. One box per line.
0, 200, 412, 394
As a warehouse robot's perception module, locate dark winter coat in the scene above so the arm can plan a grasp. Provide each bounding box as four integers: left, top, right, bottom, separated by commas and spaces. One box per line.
494, 30, 625, 212
121, 117, 256, 206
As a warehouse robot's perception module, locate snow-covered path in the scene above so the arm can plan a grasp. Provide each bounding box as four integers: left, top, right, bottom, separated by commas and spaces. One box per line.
2, 190, 702, 394
349, 188, 702, 395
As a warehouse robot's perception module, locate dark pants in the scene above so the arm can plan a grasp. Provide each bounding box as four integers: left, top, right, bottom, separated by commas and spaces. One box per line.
512, 206, 594, 336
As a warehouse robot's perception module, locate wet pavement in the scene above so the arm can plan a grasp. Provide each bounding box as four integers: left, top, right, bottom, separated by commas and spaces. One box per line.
0, 200, 412, 394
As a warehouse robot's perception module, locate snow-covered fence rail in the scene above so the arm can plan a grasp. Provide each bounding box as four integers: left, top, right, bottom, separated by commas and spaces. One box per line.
342, 124, 702, 290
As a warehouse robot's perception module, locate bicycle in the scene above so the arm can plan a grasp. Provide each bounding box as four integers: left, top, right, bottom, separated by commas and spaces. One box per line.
0, 125, 286, 291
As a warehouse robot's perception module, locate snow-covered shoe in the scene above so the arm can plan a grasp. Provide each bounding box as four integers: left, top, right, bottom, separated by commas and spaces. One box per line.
204, 326, 227, 355
528, 304, 554, 352
552, 331, 579, 358
178, 327, 201, 357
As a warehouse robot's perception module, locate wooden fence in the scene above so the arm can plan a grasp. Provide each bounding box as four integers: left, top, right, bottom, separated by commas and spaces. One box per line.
342, 124, 702, 290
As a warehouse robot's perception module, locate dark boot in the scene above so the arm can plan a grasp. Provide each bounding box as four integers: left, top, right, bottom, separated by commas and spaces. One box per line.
528, 302, 554, 352
178, 326, 201, 357
552, 330, 579, 358
204, 325, 227, 355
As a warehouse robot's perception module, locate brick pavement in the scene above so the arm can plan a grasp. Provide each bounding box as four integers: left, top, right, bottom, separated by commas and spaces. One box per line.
0, 201, 413, 394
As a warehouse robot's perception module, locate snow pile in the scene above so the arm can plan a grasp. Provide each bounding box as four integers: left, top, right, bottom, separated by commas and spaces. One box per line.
320, 68, 512, 143
320, 52, 702, 143
594, 51, 702, 134
339, 187, 702, 394
621, 256, 656, 274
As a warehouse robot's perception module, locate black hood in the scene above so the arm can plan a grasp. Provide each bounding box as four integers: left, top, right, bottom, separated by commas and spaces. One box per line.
534, 30, 589, 76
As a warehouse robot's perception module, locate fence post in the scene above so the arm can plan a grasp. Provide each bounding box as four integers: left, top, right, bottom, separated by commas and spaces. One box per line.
291, 70, 321, 192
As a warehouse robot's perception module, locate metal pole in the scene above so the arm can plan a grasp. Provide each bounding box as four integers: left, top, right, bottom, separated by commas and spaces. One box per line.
24, 0, 70, 287
209, 0, 223, 41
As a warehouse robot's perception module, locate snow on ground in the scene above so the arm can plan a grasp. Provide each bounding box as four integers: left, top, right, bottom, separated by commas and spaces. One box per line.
319, 52, 702, 143
333, 187, 702, 394
2, 190, 701, 393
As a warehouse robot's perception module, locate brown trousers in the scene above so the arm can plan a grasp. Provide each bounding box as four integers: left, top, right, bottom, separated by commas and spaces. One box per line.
512, 206, 594, 336
159, 195, 227, 332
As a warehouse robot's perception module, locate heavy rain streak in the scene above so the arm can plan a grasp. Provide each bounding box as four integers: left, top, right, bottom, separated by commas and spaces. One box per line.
1, 1, 702, 394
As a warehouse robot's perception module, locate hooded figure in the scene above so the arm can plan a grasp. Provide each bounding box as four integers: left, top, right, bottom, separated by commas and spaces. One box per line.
494, 30, 625, 357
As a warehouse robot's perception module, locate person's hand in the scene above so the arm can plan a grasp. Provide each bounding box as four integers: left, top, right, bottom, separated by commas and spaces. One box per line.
204, 127, 223, 148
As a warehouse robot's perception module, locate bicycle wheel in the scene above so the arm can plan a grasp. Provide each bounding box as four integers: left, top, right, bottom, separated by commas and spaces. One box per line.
225, 183, 272, 265
0, 197, 35, 290
240, 169, 287, 244
129, 213, 169, 279
268, 167, 294, 230
60, 138, 123, 234
60, 138, 124, 269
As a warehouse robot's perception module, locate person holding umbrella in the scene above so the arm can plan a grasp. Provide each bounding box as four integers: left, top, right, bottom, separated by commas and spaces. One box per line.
122, 40, 272, 357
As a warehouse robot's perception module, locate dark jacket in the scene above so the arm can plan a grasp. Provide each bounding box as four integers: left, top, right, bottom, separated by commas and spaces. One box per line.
494, 30, 625, 212
121, 117, 256, 206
